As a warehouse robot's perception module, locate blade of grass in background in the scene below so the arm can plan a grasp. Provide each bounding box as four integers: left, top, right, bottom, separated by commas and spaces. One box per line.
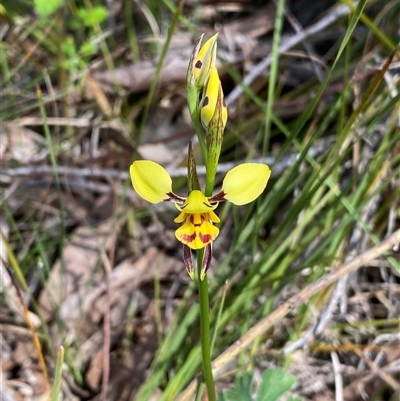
50, 346, 65, 401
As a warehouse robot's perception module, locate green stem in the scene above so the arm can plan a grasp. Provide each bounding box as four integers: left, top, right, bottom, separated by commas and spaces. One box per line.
193, 110, 208, 166
197, 249, 216, 401
205, 173, 215, 197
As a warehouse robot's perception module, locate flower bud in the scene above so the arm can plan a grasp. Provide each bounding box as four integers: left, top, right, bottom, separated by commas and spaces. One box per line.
186, 34, 204, 90
192, 33, 218, 89
186, 34, 218, 124
200, 67, 227, 131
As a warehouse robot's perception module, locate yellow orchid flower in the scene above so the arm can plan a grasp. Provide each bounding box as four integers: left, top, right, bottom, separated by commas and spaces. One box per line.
130, 160, 271, 278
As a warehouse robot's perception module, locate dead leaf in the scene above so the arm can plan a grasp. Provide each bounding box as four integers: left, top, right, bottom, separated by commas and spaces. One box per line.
38, 218, 124, 322
2, 123, 45, 163
85, 74, 113, 117
79, 247, 183, 341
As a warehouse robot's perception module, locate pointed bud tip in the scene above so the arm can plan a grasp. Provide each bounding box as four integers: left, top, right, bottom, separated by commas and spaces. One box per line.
192, 33, 219, 89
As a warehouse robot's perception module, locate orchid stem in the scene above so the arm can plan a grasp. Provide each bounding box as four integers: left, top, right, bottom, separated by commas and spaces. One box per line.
193, 112, 208, 166
197, 249, 216, 401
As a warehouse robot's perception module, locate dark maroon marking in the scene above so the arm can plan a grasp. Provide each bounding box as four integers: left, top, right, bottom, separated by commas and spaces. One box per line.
195, 60, 202, 69
183, 245, 193, 275
203, 97, 209, 107
199, 233, 212, 243
202, 202, 213, 208
182, 233, 196, 243
201, 243, 212, 275
208, 191, 226, 203
165, 192, 185, 203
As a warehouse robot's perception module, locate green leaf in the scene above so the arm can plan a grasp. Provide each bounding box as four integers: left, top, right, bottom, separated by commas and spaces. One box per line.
50, 346, 64, 401
33, 0, 64, 17
219, 373, 253, 401
77, 6, 109, 26
61, 36, 76, 58
217, 369, 298, 401
80, 41, 97, 57
256, 368, 297, 401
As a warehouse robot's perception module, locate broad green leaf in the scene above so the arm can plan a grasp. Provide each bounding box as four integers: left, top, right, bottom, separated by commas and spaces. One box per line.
34, 0, 63, 17
256, 368, 297, 401
219, 373, 253, 401
77, 6, 109, 26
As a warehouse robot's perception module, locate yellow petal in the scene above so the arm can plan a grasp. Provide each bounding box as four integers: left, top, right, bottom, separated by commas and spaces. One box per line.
130, 160, 173, 203
200, 67, 222, 129
208, 210, 220, 223
178, 190, 218, 213
175, 214, 219, 250
174, 212, 186, 223
221, 164, 271, 205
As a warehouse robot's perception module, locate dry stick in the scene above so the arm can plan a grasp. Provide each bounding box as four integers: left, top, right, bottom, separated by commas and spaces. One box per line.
353, 344, 400, 393
282, 5, 324, 82
99, 247, 113, 401
11, 117, 104, 127
331, 351, 344, 401
177, 229, 400, 401
97, 211, 120, 401
5, 268, 51, 394
1, 140, 332, 181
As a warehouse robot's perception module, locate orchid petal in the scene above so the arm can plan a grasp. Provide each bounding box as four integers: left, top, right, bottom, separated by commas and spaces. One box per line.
174, 212, 186, 223
221, 163, 271, 205
200, 243, 212, 280
208, 210, 220, 223
177, 190, 218, 213
183, 245, 194, 280
130, 160, 177, 204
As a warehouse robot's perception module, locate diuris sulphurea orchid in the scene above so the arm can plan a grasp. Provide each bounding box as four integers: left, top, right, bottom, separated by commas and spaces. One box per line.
130, 160, 271, 279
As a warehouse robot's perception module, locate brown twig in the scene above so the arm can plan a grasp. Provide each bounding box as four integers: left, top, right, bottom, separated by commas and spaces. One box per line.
98, 211, 119, 401
3, 264, 51, 394
1, 139, 334, 181
99, 247, 112, 401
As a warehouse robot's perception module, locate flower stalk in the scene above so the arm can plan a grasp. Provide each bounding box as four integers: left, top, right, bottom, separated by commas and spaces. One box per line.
197, 248, 216, 400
